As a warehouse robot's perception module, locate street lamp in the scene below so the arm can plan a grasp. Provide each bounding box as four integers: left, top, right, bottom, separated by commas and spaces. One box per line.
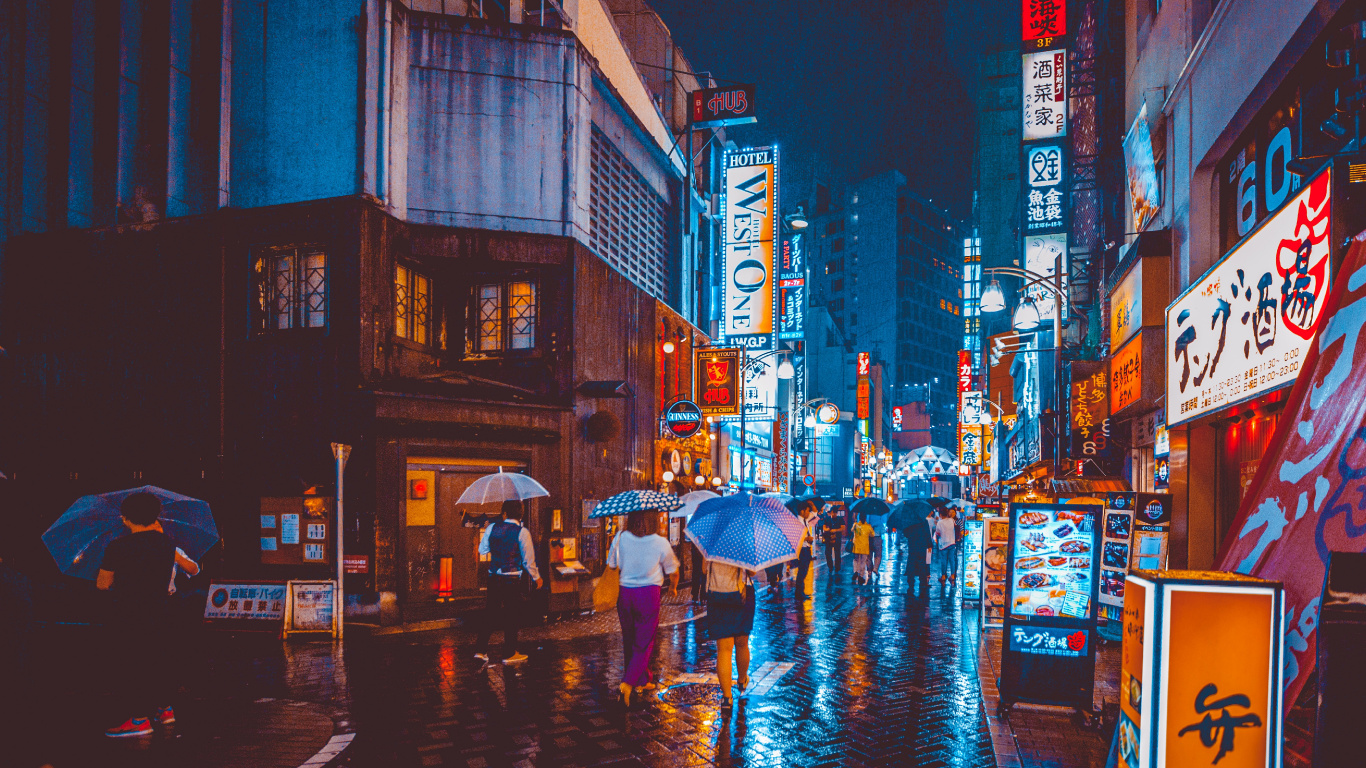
980, 279, 1006, 313
784, 205, 808, 230
1012, 298, 1041, 331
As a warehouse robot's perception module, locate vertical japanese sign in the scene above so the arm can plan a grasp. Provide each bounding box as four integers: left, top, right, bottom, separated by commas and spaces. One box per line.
1217, 233, 1366, 717
1025, 143, 1068, 233
721, 147, 778, 351
1022, 0, 1066, 43
774, 418, 789, 493
695, 348, 741, 417
1166, 169, 1331, 425
1110, 335, 1143, 413
857, 352, 871, 420
1110, 261, 1144, 353
960, 426, 985, 467
1022, 49, 1067, 141
1070, 362, 1110, 459
778, 233, 805, 341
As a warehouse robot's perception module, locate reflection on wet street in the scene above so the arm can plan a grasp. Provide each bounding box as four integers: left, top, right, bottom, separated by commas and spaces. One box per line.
346, 548, 995, 767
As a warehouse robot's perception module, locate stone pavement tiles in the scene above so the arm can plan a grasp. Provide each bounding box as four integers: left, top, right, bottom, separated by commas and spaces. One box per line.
344, 551, 998, 768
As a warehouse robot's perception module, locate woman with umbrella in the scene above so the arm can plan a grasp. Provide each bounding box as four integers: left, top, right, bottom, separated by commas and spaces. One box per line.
600, 491, 681, 707
687, 493, 805, 708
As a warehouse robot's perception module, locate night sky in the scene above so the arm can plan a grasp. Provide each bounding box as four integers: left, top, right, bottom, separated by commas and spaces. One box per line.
648, 0, 1009, 221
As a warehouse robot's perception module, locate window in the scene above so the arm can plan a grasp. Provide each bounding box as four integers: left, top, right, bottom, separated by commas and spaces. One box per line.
831, 278, 844, 293
814, 437, 833, 481
832, 238, 844, 253
253, 246, 327, 331
473, 280, 538, 353
395, 264, 433, 345
588, 128, 669, 300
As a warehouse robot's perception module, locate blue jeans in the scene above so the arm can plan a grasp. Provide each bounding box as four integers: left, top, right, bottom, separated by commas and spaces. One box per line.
935, 543, 959, 580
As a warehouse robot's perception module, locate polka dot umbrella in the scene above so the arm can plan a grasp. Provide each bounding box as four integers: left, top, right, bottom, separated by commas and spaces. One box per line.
684, 492, 806, 571
589, 490, 683, 518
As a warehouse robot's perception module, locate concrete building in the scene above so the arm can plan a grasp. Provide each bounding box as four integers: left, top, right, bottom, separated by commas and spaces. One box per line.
0, 0, 724, 620
1121, 0, 1365, 574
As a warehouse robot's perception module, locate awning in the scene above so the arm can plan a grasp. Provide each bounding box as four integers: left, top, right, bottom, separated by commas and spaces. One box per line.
1049, 477, 1131, 494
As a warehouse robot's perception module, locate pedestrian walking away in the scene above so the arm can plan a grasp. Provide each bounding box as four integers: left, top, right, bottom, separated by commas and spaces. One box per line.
475, 499, 542, 665
703, 560, 756, 708
819, 503, 847, 576
893, 504, 933, 598
689, 540, 708, 605
794, 502, 818, 598
934, 508, 960, 587
606, 509, 679, 707
95, 492, 196, 738
851, 513, 875, 585
866, 508, 887, 581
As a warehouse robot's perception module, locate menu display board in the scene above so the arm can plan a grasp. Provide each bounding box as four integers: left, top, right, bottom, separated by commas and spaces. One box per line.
283, 580, 337, 637
961, 518, 985, 601
1099, 493, 1136, 615
1129, 494, 1171, 572
1009, 506, 1098, 620
1000, 503, 1102, 709
982, 515, 1010, 628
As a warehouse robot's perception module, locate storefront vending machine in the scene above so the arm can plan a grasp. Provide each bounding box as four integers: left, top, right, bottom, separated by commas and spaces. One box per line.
961, 518, 984, 603
1118, 571, 1283, 768
1000, 503, 1103, 710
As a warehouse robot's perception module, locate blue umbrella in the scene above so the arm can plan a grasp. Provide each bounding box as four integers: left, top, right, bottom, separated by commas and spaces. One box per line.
42, 485, 220, 580
590, 490, 682, 518
685, 493, 806, 571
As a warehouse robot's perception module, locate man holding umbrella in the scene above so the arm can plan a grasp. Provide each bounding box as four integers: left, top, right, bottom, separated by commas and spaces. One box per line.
887, 499, 933, 598
475, 499, 542, 664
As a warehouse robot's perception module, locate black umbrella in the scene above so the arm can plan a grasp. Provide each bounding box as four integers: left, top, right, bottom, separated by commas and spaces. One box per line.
849, 497, 891, 518
785, 494, 824, 514
927, 496, 952, 507
888, 499, 934, 531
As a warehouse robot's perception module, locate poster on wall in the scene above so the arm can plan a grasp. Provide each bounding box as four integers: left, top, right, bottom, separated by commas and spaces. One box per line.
1123, 106, 1162, 232
1023, 233, 1068, 323
1130, 494, 1171, 572
982, 516, 1010, 628
721, 146, 778, 351
1098, 493, 1136, 615
962, 518, 985, 602
1166, 168, 1331, 426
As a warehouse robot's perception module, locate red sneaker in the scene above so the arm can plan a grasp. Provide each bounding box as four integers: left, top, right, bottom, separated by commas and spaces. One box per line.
155, 706, 176, 725
105, 717, 153, 738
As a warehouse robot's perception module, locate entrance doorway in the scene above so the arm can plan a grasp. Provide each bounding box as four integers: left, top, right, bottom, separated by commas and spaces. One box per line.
405, 458, 527, 603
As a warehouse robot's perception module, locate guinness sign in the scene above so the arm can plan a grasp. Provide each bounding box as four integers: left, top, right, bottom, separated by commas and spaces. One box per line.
663, 400, 704, 439
721, 147, 778, 351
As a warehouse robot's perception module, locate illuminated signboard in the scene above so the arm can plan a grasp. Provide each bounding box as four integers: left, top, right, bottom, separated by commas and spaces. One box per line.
1070, 362, 1111, 458
1166, 168, 1330, 426
816, 403, 840, 424
1022, 0, 1066, 43
856, 351, 871, 420
721, 147, 778, 350
695, 348, 741, 417
958, 349, 972, 392
1110, 334, 1143, 414
1123, 105, 1161, 232
1022, 49, 1067, 141
742, 353, 779, 419
1110, 260, 1143, 353
778, 233, 805, 340
960, 425, 985, 467
1024, 233, 1068, 323
1025, 143, 1067, 233
892, 406, 903, 432
691, 84, 757, 128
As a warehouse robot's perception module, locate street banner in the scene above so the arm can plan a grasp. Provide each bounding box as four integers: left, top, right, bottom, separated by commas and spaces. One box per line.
721, 147, 778, 350
1216, 230, 1366, 717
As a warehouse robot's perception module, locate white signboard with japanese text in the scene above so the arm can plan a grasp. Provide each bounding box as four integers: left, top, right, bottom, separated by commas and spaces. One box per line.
1025, 143, 1067, 233
1022, 49, 1067, 141
1166, 170, 1331, 426
203, 582, 287, 620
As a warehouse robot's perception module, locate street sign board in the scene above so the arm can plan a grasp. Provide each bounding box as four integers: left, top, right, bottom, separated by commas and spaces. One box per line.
663, 399, 704, 438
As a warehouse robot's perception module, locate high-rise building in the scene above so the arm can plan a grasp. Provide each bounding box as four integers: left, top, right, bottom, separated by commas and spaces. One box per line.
806, 170, 964, 449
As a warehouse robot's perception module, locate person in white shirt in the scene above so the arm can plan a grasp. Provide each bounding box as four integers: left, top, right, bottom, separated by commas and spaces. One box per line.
606, 509, 678, 706
934, 508, 960, 586
475, 500, 542, 664
703, 559, 755, 707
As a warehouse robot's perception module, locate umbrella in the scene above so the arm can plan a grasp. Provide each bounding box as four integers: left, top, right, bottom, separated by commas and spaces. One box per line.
43, 485, 219, 581
927, 496, 951, 507
590, 490, 682, 518
675, 490, 719, 518
785, 494, 824, 514
849, 497, 891, 518
888, 499, 934, 531
759, 491, 794, 503
685, 493, 805, 571
456, 469, 550, 505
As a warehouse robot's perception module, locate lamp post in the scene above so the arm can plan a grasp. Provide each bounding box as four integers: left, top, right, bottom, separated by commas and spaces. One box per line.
735, 348, 793, 491
979, 254, 1076, 465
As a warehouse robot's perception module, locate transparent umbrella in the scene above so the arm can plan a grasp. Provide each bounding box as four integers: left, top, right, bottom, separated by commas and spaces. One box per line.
456, 469, 550, 505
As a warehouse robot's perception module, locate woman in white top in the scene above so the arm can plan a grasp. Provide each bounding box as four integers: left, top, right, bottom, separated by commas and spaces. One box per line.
606, 509, 678, 706
703, 559, 756, 707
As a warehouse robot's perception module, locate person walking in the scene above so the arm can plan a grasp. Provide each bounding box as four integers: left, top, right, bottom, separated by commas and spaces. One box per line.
934, 508, 960, 587
851, 513, 875, 585
866, 508, 888, 582
703, 559, 755, 708
818, 504, 846, 577
606, 509, 679, 707
475, 499, 542, 664
896, 505, 933, 598
794, 502, 818, 599
689, 540, 708, 605
95, 492, 198, 737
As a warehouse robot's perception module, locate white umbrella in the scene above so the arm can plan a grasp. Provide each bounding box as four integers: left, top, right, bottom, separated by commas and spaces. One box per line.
675, 490, 719, 518
456, 469, 550, 504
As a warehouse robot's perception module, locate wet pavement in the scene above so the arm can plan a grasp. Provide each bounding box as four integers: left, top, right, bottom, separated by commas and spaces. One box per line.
15, 547, 1108, 768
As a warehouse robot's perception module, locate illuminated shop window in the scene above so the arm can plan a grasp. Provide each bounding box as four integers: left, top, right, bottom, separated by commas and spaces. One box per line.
252, 246, 327, 332
395, 264, 433, 346
473, 280, 538, 354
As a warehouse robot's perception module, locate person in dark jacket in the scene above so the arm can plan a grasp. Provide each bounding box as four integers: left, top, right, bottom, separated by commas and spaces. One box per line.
894, 507, 933, 598
475, 500, 542, 664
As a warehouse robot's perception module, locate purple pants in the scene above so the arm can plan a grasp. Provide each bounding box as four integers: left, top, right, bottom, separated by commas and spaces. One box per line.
617, 585, 662, 687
